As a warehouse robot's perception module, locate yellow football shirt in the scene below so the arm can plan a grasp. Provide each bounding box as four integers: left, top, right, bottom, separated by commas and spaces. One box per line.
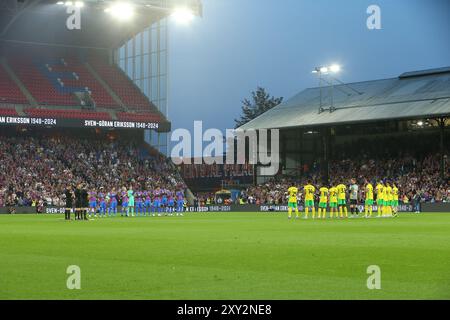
376, 184, 384, 201
319, 187, 329, 203
329, 187, 338, 203
304, 184, 315, 201
337, 184, 346, 200
386, 186, 393, 201
366, 183, 374, 200
392, 186, 399, 200
287, 186, 298, 203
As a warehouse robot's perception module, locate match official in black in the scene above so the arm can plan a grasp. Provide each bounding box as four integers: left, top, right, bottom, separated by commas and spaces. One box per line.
64, 185, 73, 220
81, 184, 89, 220
74, 184, 82, 220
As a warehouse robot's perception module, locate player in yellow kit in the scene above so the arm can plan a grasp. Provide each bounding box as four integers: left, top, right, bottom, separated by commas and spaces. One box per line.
318, 186, 329, 219
376, 181, 384, 217
392, 183, 399, 216
328, 185, 338, 218
336, 183, 348, 218
385, 182, 393, 216
303, 180, 316, 219
287, 186, 299, 219
364, 179, 374, 218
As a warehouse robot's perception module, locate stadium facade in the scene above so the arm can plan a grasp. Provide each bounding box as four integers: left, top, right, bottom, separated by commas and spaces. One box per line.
239, 67, 450, 184
0, 0, 202, 155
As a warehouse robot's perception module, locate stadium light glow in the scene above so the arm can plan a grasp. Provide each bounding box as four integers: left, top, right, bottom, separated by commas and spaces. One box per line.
417, 120, 424, 126
64, 1, 73, 6
105, 2, 135, 21
56, 1, 64, 4
329, 64, 341, 73
171, 7, 195, 24
313, 65, 341, 74
74, 1, 84, 8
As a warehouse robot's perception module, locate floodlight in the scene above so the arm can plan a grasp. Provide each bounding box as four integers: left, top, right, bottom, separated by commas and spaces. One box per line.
65, 1, 73, 6
417, 121, 424, 126
320, 66, 329, 73
329, 64, 341, 73
106, 2, 135, 21
57, 1, 64, 4
171, 7, 195, 24
74, 1, 84, 8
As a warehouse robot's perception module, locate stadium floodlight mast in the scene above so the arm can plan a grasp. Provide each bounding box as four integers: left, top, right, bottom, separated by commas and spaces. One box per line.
104, 2, 135, 21
104, 2, 197, 24
56, 1, 199, 24
312, 64, 341, 114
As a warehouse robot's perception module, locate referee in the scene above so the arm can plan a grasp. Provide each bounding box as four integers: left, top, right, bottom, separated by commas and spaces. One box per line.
74, 184, 82, 220
349, 178, 359, 217
81, 184, 89, 220
64, 185, 73, 220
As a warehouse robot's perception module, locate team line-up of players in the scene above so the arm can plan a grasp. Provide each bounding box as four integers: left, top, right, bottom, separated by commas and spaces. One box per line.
287, 179, 399, 219
78, 188, 185, 219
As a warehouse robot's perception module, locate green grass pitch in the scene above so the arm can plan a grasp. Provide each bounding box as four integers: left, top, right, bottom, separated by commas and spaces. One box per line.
0, 212, 449, 300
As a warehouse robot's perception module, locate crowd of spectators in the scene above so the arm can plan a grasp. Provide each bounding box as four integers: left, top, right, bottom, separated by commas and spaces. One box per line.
0, 133, 187, 207
241, 154, 449, 205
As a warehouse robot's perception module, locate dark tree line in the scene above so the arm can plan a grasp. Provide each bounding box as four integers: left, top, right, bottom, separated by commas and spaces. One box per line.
234, 87, 283, 128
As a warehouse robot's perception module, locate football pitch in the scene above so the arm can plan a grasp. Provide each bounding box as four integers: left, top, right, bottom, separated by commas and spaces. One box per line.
0, 212, 449, 300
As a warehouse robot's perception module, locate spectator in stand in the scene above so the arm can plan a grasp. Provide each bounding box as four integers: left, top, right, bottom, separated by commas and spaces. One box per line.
242, 154, 448, 205
0, 133, 187, 207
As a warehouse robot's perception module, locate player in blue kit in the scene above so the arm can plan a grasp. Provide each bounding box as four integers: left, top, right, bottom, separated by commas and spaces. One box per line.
144, 191, 152, 216
176, 191, 184, 216
108, 189, 118, 217
98, 191, 107, 217
161, 193, 168, 215
153, 195, 161, 216
135, 191, 144, 216
121, 191, 128, 217
168, 196, 175, 215
88, 191, 97, 218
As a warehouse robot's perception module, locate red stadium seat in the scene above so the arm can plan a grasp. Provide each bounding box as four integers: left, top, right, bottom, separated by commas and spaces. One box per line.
4, 53, 165, 122
89, 59, 159, 113
0, 64, 29, 104
0, 107, 18, 116
8, 55, 120, 110
24, 108, 112, 120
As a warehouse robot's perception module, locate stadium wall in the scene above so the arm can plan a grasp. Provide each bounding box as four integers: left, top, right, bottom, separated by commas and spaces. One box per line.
1, 203, 440, 214
421, 203, 450, 212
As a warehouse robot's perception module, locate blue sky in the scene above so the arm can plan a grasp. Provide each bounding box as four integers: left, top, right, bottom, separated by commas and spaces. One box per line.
168, 0, 450, 137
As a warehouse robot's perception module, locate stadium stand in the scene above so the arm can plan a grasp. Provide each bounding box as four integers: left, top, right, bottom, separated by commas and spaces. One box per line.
48, 56, 121, 109
240, 154, 449, 205
8, 56, 78, 107
0, 131, 186, 207
2, 49, 167, 126
0, 106, 18, 116
0, 63, 29, 104
89, 58, 157, 112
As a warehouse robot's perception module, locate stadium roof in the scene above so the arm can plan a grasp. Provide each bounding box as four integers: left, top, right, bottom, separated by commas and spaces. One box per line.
0, 0, 202, 49
238, 66, 450, 131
